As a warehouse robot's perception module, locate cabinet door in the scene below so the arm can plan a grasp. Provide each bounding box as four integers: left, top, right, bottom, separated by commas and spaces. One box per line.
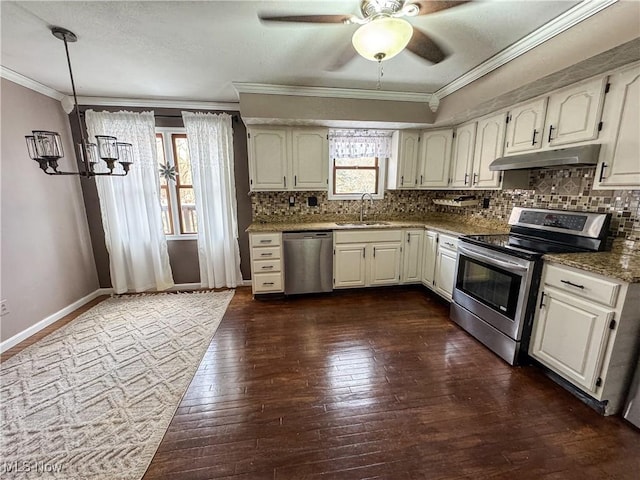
472, 112, 506, 189
449, 122, 476, 188
595, 65, 640, 189
248, 128, 288, 191
504, 98, 547, 155
434, 247, 457, 301
544, 76, 607, 148
401, 230, 423, 284
334, 244, 367, 288
369, 243, 402, 286
418, 129, 453, 188
530, 287, 614, 392
421, 230, 437, 287
291, 128, 328, 190
389, 131, 420, 189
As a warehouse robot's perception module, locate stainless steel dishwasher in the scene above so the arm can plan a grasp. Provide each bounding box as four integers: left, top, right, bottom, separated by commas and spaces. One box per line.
283, 231, 333, 295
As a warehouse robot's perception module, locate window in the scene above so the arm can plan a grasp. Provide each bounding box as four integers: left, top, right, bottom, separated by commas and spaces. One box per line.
327, 129, 391, 200
330, 157, 384, 199
156, 129, 198, 236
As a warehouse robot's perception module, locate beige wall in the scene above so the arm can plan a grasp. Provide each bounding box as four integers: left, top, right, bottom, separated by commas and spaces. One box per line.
0, 79, 99, 343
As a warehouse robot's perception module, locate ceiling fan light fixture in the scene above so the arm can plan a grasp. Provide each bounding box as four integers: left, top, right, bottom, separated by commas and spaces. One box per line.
352, 17, 413, 62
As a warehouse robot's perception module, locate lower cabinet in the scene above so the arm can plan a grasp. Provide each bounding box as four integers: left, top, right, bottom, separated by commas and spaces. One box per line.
401, 229, 424, 284
434, 234, 459, 301
334, 230, 402, 289
249, 232, 284, 294
530, 262, 640, 414
421, 230, 438, 287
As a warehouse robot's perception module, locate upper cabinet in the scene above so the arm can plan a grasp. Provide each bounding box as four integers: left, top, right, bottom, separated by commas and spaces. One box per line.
449, 122, 477, 188
594, 64, 640, 189
248, 126, 328, 191
388, 130, 420, 189
503, 76, 607, 156
504, 97, 547, 155
418, 129, 454, 188
472, 112, 506, 189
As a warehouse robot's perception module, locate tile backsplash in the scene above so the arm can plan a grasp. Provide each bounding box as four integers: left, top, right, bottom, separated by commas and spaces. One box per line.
251, 166, 640, 242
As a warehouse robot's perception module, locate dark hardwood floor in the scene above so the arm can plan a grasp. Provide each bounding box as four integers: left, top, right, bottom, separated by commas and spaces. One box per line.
140, 286, 639, 480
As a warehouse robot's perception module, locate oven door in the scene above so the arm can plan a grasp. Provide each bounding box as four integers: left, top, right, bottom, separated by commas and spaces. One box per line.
453, 243, 536, 340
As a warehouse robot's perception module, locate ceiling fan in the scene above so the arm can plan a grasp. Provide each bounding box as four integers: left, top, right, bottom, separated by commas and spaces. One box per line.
259, 0, 470, 69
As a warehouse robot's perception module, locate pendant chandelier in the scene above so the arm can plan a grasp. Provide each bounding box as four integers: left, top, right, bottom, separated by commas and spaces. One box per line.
25, 27, 132, 177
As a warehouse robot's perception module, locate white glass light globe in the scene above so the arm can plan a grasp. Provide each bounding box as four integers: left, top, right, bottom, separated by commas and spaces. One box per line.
352, 17, 413, 62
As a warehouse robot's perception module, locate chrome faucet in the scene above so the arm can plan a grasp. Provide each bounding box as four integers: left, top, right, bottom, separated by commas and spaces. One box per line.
360, 192, 374, 222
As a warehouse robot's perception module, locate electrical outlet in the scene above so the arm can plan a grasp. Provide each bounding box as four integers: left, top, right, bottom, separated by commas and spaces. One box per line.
0, 299, 9, 317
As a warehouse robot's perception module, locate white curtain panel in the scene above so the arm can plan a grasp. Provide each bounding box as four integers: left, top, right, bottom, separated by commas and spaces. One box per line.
85, 110, 174, 294
182, 111, 242, 288
328, 129, 393, 159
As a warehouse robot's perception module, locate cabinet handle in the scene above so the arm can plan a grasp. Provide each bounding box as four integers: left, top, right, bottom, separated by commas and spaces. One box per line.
531, 129, 538, 145
401, 175, 404, 186
548, 125, 555, 143
464, 173, 469, 185
261, 265, 274, 270
262, 282, 274, 286
539, 291, 546, 309
259, 239, 272, 244
598, 163, 608, 182
561, 279, 585, 289
373, 247, 376, 258
260, 252, 273, 257
294, 175, 297, 186
284, 176, 287, 188
420, 175, 423, 185
472, 173, 478, 185
407, 234, 411, 244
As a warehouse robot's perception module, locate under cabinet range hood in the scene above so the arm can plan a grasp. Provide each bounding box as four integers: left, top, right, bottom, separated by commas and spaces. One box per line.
489, 144, 601, 171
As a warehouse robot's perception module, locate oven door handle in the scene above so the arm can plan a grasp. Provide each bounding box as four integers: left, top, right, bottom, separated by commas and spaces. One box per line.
458, 244, 529, 273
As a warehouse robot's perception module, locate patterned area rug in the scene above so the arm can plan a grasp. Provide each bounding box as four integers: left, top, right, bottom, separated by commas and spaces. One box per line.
1, 290, 234, 479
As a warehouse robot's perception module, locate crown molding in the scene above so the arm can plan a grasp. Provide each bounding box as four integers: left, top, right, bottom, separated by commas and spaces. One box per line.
0, 66, 64, 100
434, 0, 618, 99
233, 82, 433, 103
71, 96, 240, 111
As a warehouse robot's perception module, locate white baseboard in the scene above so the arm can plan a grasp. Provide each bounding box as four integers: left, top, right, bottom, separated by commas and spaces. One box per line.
0, 288, 110, 354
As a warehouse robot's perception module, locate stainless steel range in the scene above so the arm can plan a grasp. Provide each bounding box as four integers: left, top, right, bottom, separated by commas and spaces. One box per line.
451, 207, 611, 365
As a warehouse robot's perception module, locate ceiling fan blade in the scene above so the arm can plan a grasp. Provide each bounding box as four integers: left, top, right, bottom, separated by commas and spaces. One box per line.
258, 14, 355, 24
411, 1, 471, 16
325, 45, 358, 71
406, 28, 448, 64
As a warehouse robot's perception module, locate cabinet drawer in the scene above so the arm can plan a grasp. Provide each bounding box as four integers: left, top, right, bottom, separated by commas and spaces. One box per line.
335, 229, 402, 244
253, 272, 283, 293
253, 259, 282, 273
251, 233, 281, 247
252, 246, 281, 260
544, 263, 620, 307
438, 234, 458, 252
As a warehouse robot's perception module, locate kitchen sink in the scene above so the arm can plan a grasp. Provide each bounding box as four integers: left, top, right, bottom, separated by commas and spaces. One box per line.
334, 221, 391, 227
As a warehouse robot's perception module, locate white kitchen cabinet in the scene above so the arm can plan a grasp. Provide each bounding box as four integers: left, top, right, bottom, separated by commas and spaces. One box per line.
248, 128, 288, 190
388, 130, 420, 189
291, 128, 329, 190
248, 126, 328, 191
504, 97, 548, 155
594, 64, 640, 189
471, 112, 506, 189
249, 232, 284, 294
449, 122, 477, 188
333, 243, 367, 288
401, 229, 424, 284
418, 129, 453, 188
434, 234, 458, 301
333, 230, 402, 289
421, 230, 438, 287
543, 76, 607, 148
530, 262, 640, 414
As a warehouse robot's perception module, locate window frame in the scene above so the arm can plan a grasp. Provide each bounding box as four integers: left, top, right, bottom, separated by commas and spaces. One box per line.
328, 156, 386, 200
156, 127, 197, 240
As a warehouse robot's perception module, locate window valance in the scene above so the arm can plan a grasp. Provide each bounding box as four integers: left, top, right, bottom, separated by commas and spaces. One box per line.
328, 129, 393, 159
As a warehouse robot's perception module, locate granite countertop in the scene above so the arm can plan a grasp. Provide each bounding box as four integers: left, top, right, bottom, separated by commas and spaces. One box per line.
544, 240, 640, 284
246, 214, 510, 237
